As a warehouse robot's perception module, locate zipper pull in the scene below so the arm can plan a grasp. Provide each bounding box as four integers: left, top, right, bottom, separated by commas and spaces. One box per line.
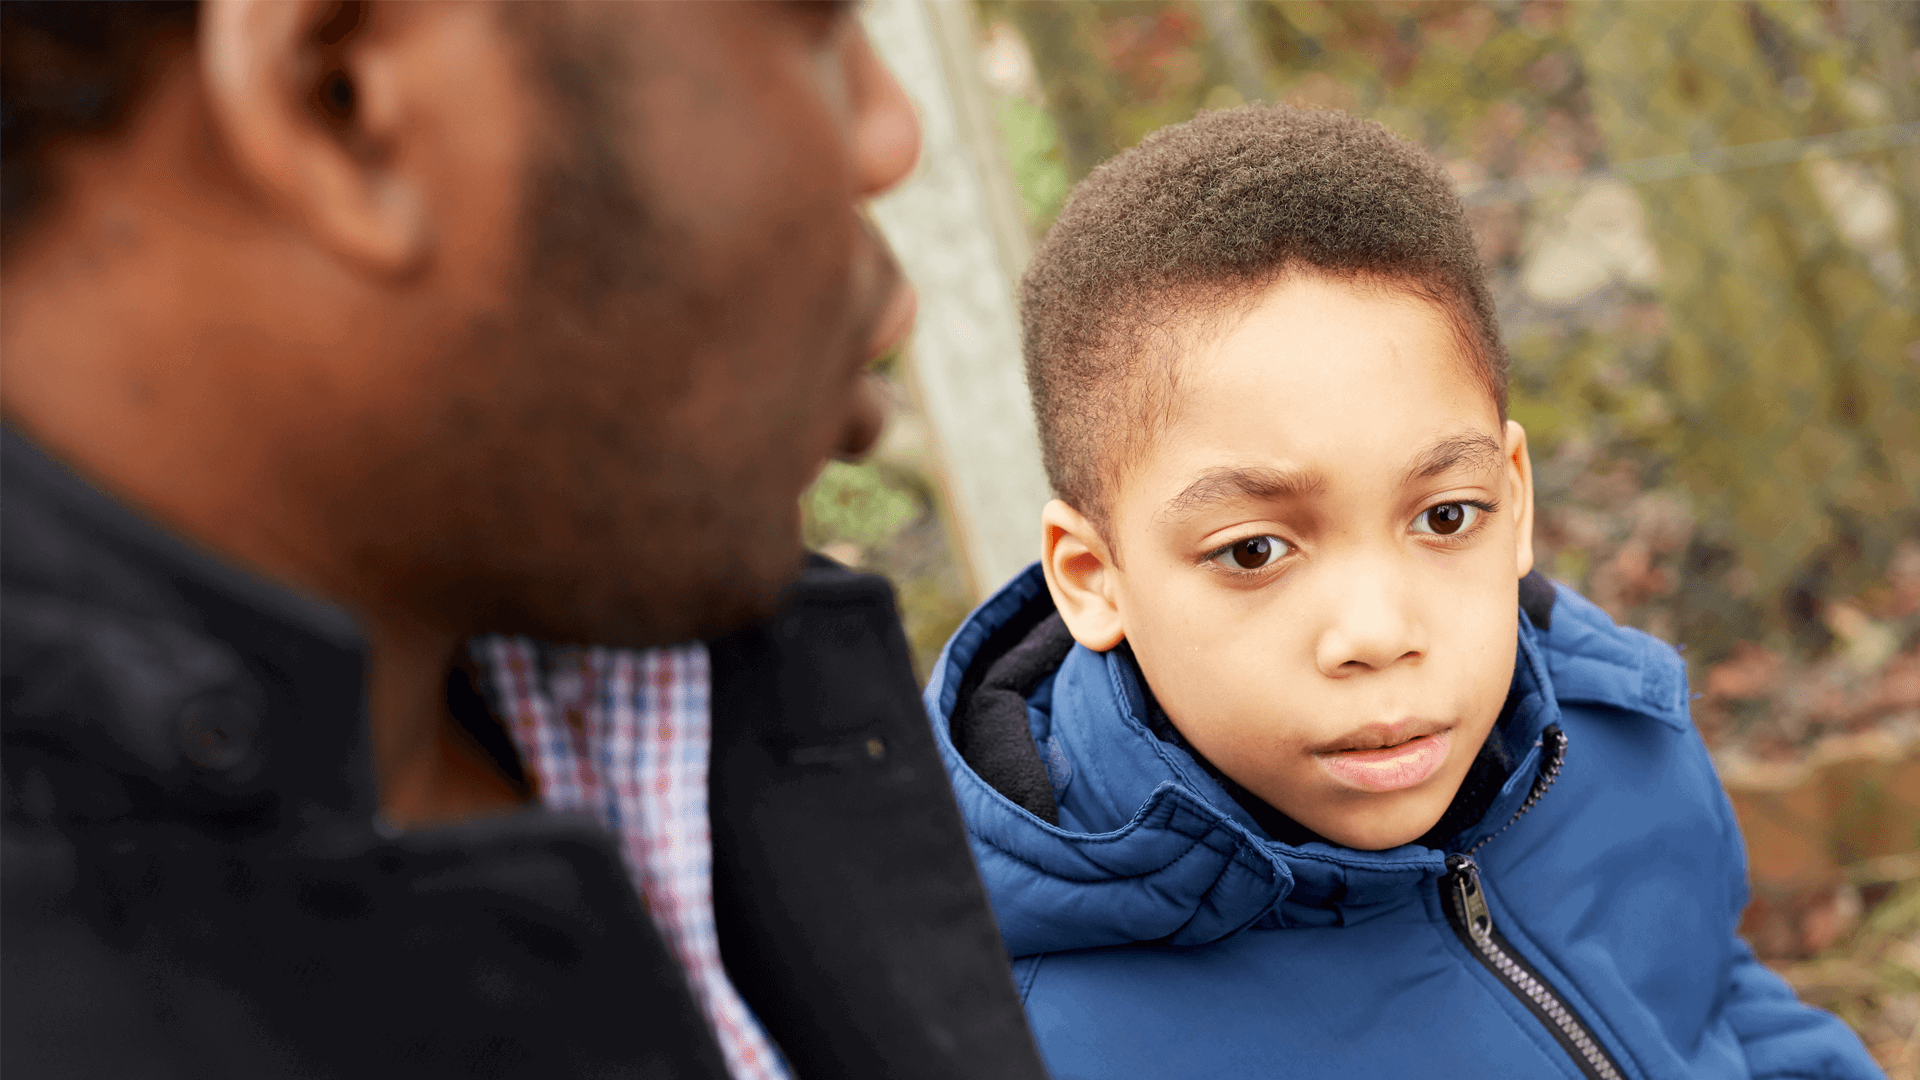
1446, 853, 1494, 943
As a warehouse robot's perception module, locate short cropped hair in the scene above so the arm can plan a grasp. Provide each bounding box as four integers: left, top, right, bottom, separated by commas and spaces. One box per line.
1, 2, 198, 239
1021, 104, 1507, 538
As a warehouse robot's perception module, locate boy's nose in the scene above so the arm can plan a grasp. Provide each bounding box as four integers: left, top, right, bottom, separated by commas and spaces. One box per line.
1314, 568, 1427, 677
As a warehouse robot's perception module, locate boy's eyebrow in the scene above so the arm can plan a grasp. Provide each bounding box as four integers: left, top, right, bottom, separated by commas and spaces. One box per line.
1403, 432, 1506, 482
1160, 466, 1328, 521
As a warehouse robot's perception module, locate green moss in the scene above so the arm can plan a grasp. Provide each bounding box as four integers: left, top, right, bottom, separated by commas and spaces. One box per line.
802, 461, 919, 551
996, 97, 1072, 231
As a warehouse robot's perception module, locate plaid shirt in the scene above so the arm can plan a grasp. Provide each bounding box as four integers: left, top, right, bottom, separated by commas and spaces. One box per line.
476, 638, 792, 1080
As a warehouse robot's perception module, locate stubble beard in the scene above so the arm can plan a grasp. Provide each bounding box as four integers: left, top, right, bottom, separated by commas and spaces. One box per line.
357, 68, 807, 649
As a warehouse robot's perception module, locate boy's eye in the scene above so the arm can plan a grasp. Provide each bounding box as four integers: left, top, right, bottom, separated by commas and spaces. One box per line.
1413, 502, 1480, 536
1209, 535, 1288, 570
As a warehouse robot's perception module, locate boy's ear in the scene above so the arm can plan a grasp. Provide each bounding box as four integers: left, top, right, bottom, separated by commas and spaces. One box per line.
1040, 499, 1126, 652
1505, 419, 1536, 579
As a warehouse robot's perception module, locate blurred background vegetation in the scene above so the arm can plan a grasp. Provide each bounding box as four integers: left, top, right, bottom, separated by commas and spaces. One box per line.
810, 2, 1920, 1068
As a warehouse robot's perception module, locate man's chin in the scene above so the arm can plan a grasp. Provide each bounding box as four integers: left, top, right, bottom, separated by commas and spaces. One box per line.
476, 548, 802, 650
637, 588, 790, 649
671, 571, 795, 644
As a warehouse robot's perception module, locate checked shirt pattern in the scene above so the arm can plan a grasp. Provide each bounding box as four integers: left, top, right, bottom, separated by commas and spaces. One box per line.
476, 638, 791, 1080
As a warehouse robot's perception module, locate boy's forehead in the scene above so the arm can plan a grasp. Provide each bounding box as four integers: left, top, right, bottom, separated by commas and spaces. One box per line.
1180, 274, 1478, 391
1124, 275, 1504, 519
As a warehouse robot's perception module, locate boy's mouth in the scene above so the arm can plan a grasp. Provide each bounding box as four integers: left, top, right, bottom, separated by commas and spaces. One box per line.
1313, 726, 1453, 794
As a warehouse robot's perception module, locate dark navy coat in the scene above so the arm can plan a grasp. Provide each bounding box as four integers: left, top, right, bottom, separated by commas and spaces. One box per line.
2, 429, 1047, 1080
926, 563, 1880, 1080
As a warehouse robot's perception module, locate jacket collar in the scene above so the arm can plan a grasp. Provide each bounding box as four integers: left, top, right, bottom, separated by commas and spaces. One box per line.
926, 563, 1626, 956
2, 426, 380, 827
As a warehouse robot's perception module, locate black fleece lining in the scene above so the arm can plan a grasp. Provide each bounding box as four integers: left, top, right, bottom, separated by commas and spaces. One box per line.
952, 612, 1076, 825
1520, 569, 1555, 631
950, 581, 1557, 851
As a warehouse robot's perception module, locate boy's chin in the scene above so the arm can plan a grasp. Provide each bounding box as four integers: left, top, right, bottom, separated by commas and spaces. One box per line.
1298, 789, 1456, 851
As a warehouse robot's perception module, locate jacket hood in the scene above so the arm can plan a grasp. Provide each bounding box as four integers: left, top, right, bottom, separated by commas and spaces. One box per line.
925, 563, 1690, 958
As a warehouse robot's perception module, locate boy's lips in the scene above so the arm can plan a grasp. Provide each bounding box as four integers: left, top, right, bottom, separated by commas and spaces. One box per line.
1313, 726, 1453, 793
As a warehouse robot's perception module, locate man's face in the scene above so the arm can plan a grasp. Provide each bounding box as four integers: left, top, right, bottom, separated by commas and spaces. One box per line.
1101, 274, 1533, 850
385, 1, 917, 646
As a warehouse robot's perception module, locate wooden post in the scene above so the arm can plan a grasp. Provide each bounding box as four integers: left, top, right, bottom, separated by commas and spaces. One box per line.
862, 0, 1053, 601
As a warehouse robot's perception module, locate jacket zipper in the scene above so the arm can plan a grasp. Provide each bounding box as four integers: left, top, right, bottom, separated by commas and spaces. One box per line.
1439, 726, 1627, 1080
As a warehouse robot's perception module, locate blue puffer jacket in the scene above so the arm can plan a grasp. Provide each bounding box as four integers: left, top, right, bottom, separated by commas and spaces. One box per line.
926, 564, 1881, 1080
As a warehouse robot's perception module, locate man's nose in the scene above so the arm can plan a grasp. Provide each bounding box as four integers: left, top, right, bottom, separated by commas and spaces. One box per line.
848, 27, 921, 199
1313, 560, 1427, 677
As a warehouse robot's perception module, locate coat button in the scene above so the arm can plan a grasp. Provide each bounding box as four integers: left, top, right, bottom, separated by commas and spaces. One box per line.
177, 691, 259, 771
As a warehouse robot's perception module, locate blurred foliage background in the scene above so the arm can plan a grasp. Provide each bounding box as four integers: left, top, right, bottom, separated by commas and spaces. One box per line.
807, 2, 1920, 1068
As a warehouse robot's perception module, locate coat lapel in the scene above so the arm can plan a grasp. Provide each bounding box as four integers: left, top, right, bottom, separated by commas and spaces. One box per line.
706, 560, 1047, 1080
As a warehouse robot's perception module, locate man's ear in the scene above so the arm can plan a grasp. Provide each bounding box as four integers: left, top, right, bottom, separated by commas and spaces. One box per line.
200, 0, 428, 272
1040, 499, 1126, 652
1505, 419, 1536, 579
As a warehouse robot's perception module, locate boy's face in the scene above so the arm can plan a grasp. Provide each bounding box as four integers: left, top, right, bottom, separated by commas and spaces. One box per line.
1041, 274, 1534, 851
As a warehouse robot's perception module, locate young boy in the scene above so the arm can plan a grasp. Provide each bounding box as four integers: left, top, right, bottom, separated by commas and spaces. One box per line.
925, 106, 1880, 1080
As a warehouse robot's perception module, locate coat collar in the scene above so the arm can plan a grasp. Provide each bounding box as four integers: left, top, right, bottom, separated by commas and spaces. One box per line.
926, 563, 1658, 957
2, 426, 379, 825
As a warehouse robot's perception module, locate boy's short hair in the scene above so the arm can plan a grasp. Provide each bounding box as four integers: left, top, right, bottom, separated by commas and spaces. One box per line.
1021, 104, 1507, 538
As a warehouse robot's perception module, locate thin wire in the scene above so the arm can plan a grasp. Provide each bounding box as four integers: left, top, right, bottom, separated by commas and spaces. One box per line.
1459, 121, 1920, 206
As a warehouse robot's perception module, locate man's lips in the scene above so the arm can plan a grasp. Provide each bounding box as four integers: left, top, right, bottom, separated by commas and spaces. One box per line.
832, 229, 914, 465
854, 214, 917, 365
1313, 723, 1453, 794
